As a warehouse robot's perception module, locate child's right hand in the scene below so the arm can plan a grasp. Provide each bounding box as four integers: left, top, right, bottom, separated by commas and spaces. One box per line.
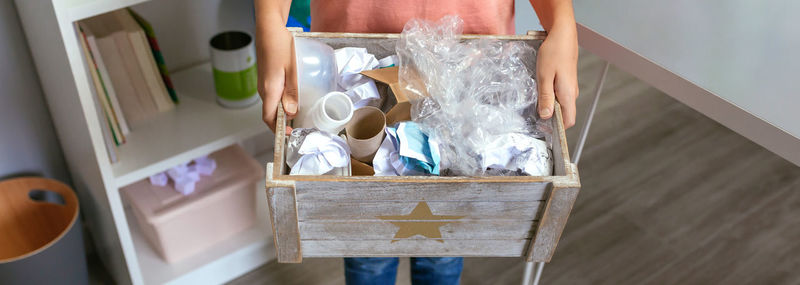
256, 18, 298, 134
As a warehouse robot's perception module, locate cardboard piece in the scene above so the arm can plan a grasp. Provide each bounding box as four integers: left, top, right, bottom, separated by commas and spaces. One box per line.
384, 103, 411, 126
350, 158, 375, 176
360, 66, 407, 102
361, 66, 425, 125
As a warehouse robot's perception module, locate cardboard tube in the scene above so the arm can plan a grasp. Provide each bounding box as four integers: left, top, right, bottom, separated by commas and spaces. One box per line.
346, 106, 387, 163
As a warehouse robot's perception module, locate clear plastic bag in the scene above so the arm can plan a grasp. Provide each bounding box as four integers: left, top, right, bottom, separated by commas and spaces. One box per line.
396, 15, 551, 176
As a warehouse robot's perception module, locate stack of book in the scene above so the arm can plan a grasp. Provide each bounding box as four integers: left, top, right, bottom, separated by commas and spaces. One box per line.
78, 9, 177, 163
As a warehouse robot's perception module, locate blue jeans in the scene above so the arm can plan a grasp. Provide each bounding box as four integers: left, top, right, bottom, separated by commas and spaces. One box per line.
344, 257, 463, 285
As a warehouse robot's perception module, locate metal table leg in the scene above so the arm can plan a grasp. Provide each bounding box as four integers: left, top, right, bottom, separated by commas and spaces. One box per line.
521, 261, 546, 285
533, 262, 545, 285
522, 261, 535, 285
521, 61, 610, 285
572, 61, 610, 165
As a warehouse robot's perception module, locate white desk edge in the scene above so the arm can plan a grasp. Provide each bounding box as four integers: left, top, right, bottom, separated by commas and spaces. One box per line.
577, 24, 800, 167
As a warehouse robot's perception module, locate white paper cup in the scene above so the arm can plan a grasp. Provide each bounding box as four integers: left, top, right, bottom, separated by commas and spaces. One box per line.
210, 31, 259, 108
346, 106, 387, 163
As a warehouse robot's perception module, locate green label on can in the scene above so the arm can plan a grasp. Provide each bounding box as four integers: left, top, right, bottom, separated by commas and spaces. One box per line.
212, 64, 258, 101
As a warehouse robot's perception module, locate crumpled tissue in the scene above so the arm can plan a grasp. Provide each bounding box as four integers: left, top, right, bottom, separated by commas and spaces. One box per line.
149, 155, 217, 195
373, 122, 440, 176
335, 47, 385, 108
480, 133, 552, 176
286, 128, 351, 175
346, 80, 381, 108
378, 55, 398, 68
335, 47, 379, 89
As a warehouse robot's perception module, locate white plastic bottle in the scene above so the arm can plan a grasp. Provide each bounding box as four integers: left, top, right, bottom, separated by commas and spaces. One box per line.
293, 37, 337, 129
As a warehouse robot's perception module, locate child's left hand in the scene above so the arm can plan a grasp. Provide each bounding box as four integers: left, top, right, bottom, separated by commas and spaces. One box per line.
536, 21, 579, 128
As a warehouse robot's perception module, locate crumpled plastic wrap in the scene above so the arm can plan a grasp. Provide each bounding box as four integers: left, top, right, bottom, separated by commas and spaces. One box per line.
396, 15, 551, 176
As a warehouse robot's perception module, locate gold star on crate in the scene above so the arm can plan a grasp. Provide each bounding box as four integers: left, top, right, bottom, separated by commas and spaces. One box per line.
378, 201, 464, 243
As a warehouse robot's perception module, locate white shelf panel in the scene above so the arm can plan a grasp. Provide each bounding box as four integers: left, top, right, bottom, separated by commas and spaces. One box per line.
112, 62, 268, 188
66, 0, 152, 22
128, 179, 274, 285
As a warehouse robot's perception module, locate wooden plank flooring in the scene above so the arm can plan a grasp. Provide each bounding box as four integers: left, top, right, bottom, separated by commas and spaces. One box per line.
228, 50, 800, 285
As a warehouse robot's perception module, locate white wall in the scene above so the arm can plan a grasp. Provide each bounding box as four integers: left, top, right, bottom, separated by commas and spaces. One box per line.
0, 1, 69, 182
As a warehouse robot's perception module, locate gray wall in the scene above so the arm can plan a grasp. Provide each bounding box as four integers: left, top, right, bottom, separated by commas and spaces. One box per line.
133, 0, 539, 72
132, 0, 256, 71
515, 0, 543, 34
0, 1, 69, 182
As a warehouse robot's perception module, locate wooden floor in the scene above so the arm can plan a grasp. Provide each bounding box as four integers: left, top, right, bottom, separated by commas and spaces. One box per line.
229, 51, 800, 285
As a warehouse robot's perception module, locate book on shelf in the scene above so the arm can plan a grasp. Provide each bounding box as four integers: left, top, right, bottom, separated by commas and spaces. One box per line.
92, 92, 120, 164
77, 9, 178, 162
115, 10, 174, 112
79, 27, 119, 163
81, 10, 174, 129
81, 25, 131, 137
81, 14, 152, 125
109, 12, 160, 116
78, 26, 125, 146
129, 8, 179, 104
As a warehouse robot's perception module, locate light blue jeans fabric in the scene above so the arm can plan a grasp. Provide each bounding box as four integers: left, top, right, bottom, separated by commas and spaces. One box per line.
344, 257, 463, 285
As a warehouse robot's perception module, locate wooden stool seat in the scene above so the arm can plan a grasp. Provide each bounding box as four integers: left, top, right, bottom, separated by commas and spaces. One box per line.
0, 177, 79, 263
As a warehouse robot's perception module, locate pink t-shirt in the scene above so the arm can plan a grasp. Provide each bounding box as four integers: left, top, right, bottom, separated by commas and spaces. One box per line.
310, 0, 516, 34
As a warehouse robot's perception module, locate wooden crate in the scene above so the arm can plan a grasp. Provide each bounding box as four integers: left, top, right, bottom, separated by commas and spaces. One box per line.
266, 31, 581, 263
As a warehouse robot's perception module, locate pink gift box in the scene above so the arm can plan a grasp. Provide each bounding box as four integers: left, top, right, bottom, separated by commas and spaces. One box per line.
122, 145, 264, 263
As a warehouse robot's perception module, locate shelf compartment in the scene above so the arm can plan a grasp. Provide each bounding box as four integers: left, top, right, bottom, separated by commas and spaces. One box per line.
127, 178, 274, 285
111, 62, 268, 188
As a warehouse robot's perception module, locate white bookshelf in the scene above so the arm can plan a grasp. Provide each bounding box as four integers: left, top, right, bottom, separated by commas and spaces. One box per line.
14, 0, 276, 284
66, 0, 149, 22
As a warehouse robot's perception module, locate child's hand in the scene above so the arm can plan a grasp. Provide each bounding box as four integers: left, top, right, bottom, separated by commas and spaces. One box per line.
536, 22, 579, 128
256, 20, 298, 134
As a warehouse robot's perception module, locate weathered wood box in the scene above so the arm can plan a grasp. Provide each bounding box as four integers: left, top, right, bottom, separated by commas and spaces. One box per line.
266, 32, 581, 263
